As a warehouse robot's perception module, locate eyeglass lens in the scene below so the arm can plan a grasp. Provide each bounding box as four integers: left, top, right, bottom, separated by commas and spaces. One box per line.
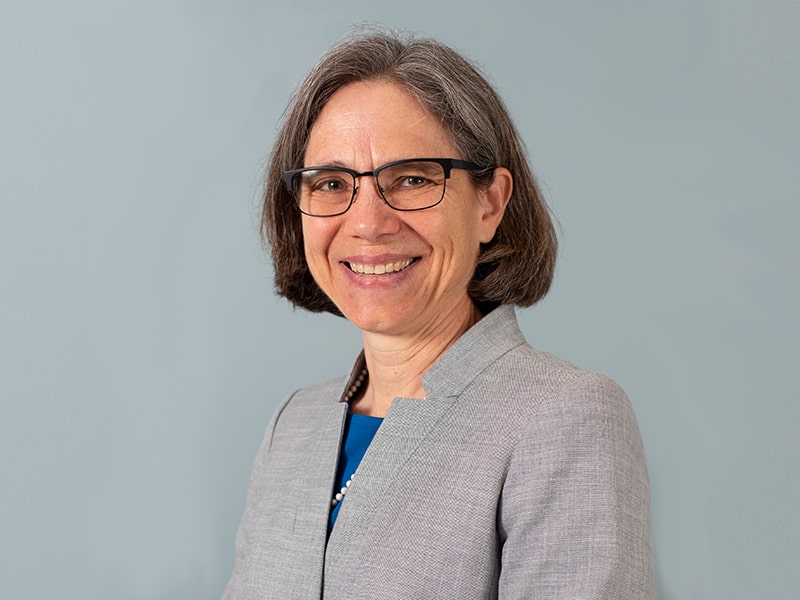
292, 160, 447, 216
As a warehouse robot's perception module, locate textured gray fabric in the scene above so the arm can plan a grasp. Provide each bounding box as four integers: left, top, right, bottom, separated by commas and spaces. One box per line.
223, 305, 655, 599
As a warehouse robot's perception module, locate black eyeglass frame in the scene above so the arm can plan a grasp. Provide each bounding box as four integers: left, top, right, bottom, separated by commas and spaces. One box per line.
282, 157, 486, 217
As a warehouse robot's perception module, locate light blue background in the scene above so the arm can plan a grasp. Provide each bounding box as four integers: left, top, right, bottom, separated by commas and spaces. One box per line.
2, 1, 798, 598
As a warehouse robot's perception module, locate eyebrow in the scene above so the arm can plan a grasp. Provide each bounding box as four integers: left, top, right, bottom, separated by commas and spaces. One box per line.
303, 159, 351, 168
303, 157, 408, 169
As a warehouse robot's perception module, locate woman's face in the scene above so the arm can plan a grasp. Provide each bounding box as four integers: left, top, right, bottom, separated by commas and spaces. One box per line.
301, 80, 508, 338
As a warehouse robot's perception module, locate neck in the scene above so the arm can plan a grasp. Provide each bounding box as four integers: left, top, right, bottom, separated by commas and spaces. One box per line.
350, 300, 483, 417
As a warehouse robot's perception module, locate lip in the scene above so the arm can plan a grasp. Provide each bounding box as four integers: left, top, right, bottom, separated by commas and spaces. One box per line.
347, 258, 415, 274
339, 254, 420, 285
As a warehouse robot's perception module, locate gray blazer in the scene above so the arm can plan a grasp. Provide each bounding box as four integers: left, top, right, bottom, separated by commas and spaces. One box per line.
224, 306, 655, 599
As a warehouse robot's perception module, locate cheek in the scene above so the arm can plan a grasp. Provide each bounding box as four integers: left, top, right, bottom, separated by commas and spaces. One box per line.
301, 219, 336, 274
443, 200, 484, 251
431, 221, 481, 280
300, 222, 321, 267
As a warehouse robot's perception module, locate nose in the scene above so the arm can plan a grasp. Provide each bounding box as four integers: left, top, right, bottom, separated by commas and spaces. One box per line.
346, 176, 401, 239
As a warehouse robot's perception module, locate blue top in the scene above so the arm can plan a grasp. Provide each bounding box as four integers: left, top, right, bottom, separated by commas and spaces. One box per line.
328, 411, 383, 532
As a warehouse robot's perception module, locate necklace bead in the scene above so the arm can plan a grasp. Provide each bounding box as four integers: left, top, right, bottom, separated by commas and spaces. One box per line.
342, 368, 367, 402
331, 474, 354, 506
333, 368, 368, 507
331, 367, 367, 507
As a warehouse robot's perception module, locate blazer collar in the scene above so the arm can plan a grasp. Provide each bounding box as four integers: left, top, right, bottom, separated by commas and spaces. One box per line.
337, 305, 526, 403
423, 304, 526, 398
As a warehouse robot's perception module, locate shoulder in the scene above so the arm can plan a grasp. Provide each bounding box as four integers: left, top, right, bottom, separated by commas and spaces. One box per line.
518, 345, 634, 422
476, 342, 632, 416
491, 344, 649, 511
469, 343, 646, 470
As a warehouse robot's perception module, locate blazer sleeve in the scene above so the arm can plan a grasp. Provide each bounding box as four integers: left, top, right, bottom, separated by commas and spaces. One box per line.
222, 392, 295, 600
497, 372, 655, 599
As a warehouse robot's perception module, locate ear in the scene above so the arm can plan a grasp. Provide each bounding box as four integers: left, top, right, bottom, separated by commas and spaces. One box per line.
478, 167, 512, 244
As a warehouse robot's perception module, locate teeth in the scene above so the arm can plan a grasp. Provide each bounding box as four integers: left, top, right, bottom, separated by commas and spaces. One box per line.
348, 258, 414, 274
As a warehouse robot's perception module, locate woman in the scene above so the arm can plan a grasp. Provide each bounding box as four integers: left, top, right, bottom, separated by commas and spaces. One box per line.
225, 30, 654, 599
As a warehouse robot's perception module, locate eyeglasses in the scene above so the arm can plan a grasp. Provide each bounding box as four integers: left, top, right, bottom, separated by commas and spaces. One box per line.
282, 158, 484, 217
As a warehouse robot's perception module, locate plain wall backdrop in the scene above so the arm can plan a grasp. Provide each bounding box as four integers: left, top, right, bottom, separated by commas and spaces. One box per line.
1, 1, 798, 598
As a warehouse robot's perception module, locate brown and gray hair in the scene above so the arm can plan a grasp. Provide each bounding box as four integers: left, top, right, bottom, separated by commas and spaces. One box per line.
263, 28, 558, 315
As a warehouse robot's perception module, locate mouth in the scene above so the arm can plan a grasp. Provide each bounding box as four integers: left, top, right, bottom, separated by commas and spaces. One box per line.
345, 258, 417, 275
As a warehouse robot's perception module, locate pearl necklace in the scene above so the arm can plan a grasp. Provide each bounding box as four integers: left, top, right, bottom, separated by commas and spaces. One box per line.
332, 368, 368, 507
331, 473, 354, 507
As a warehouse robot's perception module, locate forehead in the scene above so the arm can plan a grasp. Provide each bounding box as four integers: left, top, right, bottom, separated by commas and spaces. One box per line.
305, 80, 458, 166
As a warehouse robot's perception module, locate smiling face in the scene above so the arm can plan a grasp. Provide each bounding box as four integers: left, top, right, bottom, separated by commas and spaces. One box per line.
301, 80, 509, 339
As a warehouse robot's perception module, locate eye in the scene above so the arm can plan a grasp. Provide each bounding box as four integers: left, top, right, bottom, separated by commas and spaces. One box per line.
399, 175, 431, 188
317, 178, 345, 192
302, 171, 352, 194
383, 171, 437, 193
379, 161, 444, 193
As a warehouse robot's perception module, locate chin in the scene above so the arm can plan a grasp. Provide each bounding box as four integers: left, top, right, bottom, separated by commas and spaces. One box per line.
340, 304, 415, 336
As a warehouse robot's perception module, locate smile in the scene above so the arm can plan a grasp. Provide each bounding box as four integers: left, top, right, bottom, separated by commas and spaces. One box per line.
346, 258, 416, 275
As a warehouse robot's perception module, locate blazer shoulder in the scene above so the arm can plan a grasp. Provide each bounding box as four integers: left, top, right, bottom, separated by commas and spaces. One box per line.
478, 343, 635, 427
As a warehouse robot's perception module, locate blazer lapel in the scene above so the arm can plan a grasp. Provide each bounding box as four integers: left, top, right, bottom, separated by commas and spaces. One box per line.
324, 391, 458, 569
276, 395, 346, 598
